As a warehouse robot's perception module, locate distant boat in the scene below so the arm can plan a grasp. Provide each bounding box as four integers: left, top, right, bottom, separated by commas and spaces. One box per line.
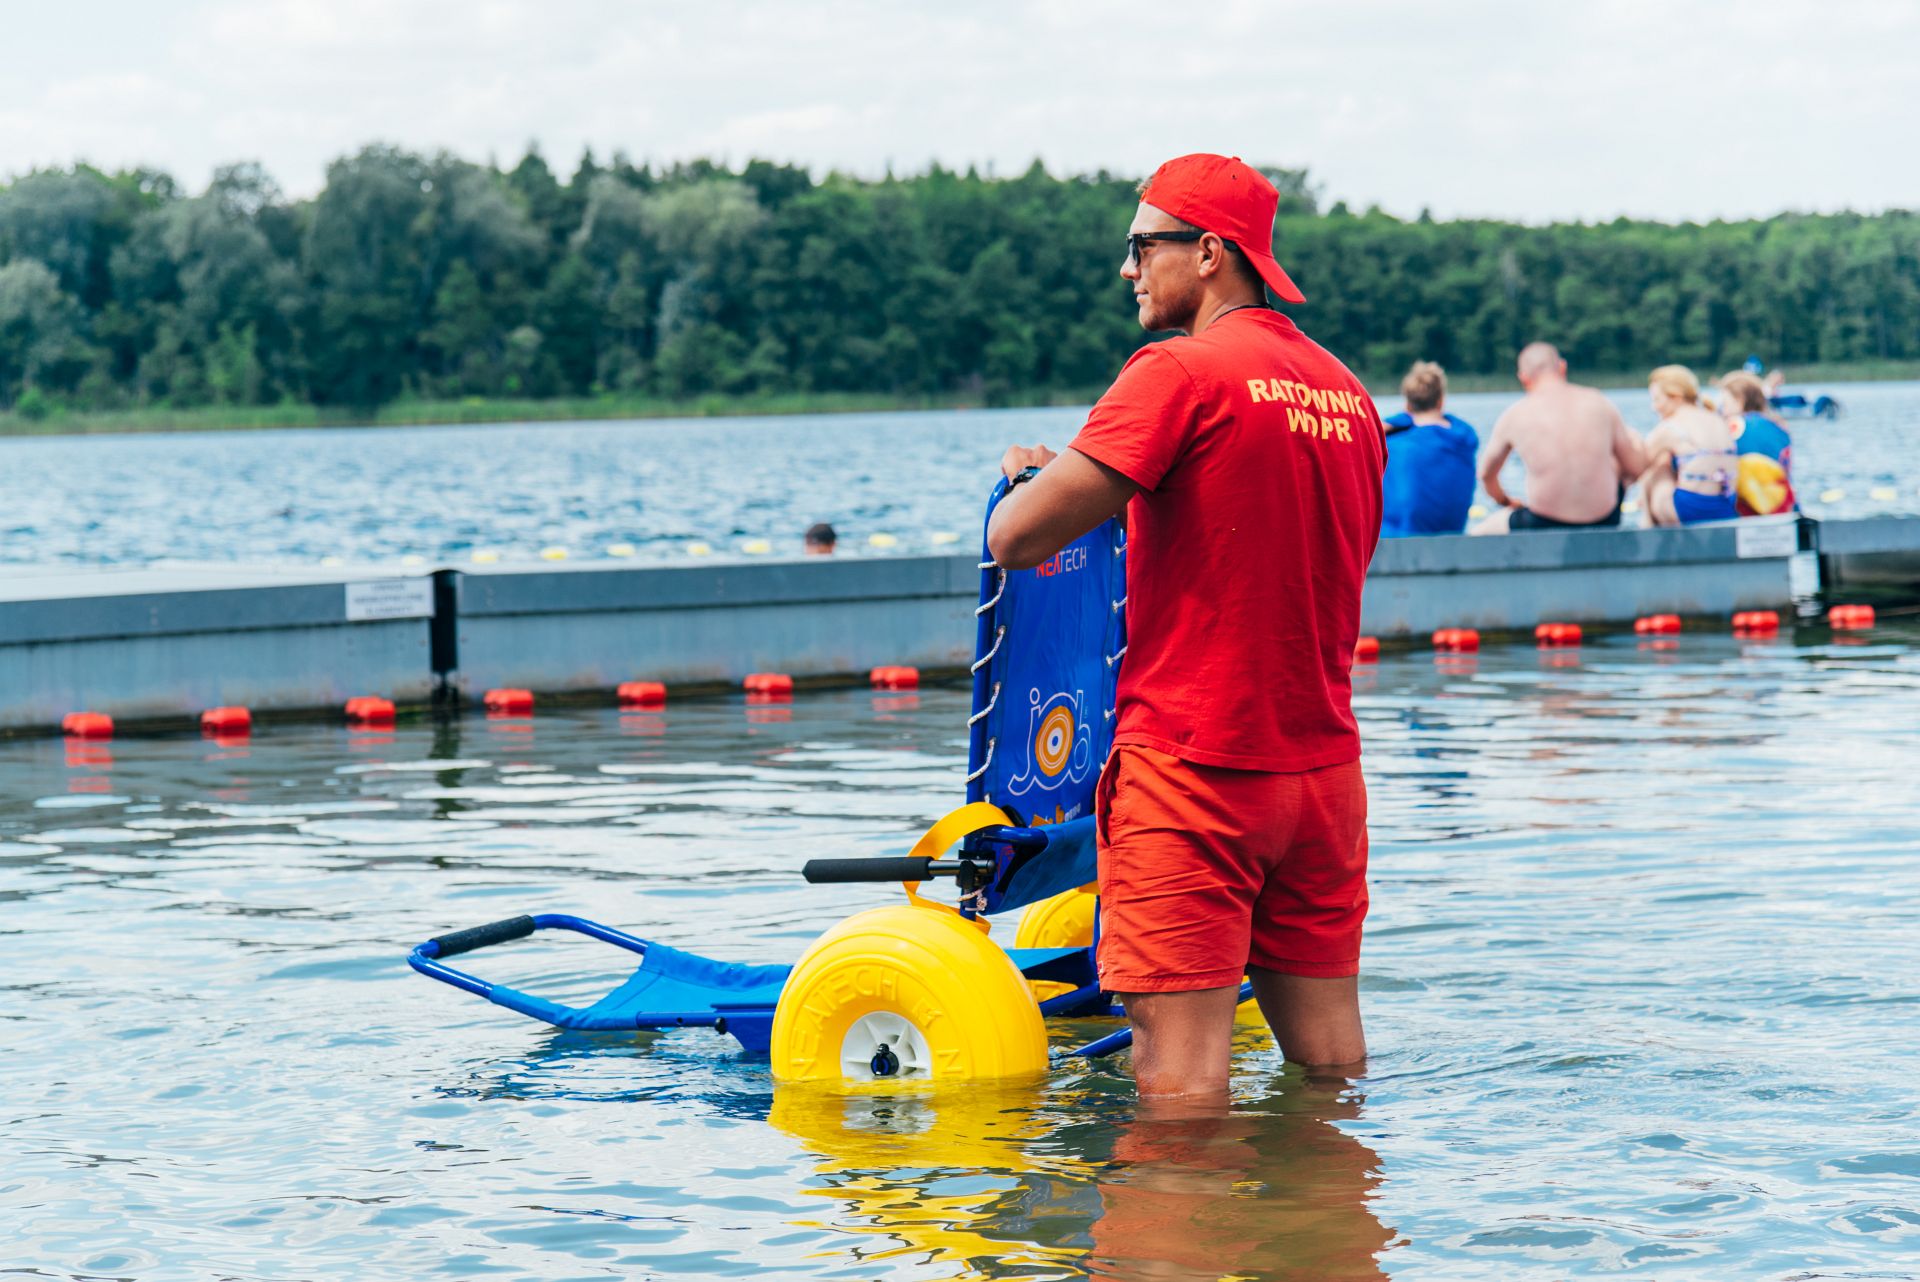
1768, 389, 1841, 420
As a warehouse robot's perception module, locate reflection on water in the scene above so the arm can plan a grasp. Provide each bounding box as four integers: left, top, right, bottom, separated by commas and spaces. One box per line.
769, 1036, 1388, 1282
4, 626, 1920, 1278
1086, 1075, 1389, 1282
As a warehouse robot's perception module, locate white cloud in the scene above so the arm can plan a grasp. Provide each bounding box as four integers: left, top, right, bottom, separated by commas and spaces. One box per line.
0, 0, 1912, 222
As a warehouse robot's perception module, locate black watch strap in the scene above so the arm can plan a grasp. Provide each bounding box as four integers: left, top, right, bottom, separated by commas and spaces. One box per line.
1009, 465, 1042, 487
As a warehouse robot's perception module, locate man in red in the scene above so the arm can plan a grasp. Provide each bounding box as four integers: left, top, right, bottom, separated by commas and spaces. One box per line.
987, 154, 1383, 1103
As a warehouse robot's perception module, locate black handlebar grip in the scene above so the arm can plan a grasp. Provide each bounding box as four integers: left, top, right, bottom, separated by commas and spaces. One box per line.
428, 915, 536, 957
802, 856, 933, 884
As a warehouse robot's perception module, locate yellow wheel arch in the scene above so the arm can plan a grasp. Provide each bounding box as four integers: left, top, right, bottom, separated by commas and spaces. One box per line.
1013, 886, 1098, 951
771, 903, 1048, 1083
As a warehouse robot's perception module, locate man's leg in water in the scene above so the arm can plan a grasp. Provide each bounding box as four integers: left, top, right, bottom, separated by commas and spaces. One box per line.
1250, 969, 1366, 1069
1119, 985, 1244, 1102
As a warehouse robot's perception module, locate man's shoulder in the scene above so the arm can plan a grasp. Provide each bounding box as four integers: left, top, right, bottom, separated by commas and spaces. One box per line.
1187, 315, 1367, 394
1570, 383, 1623, 414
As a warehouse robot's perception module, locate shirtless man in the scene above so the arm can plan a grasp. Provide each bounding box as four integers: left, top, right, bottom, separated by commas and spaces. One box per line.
1471, 343, 1647, 534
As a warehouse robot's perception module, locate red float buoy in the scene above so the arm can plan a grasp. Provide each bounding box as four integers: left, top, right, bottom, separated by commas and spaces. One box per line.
1535, 622, 1582, 647
1353, 636, 1380, 662
1733, 610, 1780, 635
200, 706, 252, 735
1634, 614, 1682, 635
344, 696, 396, 724
743, 672, 794, 696
1828, 603, 1876, 630
617, 680, 668, 707
1432, 628, 1480, 652
61, 711, 114, 739
483, 688, 534, 714
869, 665, 920, 690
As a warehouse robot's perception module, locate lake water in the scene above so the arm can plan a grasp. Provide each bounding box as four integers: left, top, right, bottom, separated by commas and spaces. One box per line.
2, 380, 1916, 570
5, 626, 1919, 1280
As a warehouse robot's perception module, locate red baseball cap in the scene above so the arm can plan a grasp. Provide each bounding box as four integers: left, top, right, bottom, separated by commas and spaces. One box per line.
1139, 153, 1305, 304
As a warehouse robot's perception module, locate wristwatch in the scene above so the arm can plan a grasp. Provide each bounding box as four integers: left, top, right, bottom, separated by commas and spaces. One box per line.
1008, 465, 1042, 487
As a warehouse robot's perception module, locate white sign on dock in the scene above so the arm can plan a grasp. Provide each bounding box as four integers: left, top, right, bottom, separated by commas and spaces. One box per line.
1735, 520, 1797, 560
344, 578, 435, 622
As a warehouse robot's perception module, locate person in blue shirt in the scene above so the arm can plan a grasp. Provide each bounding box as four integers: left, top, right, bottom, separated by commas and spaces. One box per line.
1380, 361, 1479, 536
1718, 370, 1795, 516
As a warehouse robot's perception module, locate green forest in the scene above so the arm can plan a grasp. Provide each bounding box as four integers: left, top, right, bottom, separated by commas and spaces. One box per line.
1, 144, 1916, 422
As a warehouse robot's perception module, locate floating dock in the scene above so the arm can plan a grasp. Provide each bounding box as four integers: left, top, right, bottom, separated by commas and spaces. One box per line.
4, 515, 1916, 733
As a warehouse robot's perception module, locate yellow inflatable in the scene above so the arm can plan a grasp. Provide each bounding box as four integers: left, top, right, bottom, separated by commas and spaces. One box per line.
769, 902, 1047, 1082
1737, 453, 1791, 516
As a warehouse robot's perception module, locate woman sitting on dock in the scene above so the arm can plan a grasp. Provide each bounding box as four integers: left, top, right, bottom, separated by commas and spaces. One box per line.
1718, 371, 1796, 517
1636, 365, 1738, 525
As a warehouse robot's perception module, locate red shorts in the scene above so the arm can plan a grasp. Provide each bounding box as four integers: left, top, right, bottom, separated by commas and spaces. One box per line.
1095, 744, 1369, 991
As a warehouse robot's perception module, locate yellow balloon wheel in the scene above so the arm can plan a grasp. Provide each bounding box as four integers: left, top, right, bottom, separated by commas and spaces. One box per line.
1013, 887, 1098, 950
1012, 889, 1097, 1003
771, 904, 1048, 1083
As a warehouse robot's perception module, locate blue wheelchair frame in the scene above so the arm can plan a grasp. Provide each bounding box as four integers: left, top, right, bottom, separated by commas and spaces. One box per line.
407, 480, 1248, 1061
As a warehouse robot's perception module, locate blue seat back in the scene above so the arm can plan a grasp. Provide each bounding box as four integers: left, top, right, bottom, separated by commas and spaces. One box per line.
966, 478, 1126, 824
963, 479, 1125, 915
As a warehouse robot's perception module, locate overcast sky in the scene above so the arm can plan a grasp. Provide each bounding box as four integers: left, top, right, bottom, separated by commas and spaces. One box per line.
3, 0, 1914, 224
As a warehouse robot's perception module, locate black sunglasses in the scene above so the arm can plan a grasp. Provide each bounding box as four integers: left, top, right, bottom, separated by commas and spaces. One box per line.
1121, 230, 1198, 264
1125, 230, 1237, 267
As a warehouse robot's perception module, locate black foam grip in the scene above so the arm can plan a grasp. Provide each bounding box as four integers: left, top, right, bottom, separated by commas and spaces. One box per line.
429, 915, 536, 957
802, 856, 933, 884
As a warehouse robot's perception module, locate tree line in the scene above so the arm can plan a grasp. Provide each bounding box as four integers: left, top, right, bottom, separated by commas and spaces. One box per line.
1, 144, 1915, 417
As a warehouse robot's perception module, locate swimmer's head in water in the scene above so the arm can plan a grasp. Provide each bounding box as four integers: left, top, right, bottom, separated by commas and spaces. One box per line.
1516, 342, 1566, 388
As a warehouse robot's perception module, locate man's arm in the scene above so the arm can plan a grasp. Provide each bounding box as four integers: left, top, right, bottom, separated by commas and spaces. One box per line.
1611, 408, 1650, 482
986, 446, 1139, 570
1639, 423, 1675, 474
1478, 415, 1517, 508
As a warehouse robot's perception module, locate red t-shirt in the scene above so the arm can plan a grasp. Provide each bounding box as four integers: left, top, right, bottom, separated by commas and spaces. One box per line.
1068, 309, 1384, 772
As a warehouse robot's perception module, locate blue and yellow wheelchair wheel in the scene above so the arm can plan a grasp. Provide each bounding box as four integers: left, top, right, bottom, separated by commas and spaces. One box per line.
770, 904, 1047, 1083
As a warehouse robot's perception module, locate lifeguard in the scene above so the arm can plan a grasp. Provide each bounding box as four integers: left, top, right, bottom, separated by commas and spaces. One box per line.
986, 153, 1384, 1104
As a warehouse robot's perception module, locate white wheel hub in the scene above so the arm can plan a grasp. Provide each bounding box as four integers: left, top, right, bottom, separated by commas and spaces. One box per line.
841, 1011, 932, 1079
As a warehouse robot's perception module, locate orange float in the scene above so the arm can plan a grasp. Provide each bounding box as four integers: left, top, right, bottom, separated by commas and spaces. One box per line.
200, 706, 253, 735
483, 688, 534, 714
344, 696, 396, 724
617, 680, 668, 707
61, 711, 114, 739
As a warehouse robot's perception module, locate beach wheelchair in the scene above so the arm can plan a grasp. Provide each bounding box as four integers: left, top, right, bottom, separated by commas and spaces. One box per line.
409, 480, 1210, 1082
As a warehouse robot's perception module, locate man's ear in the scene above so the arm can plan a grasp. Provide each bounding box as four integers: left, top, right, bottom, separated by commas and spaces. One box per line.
1197, 233, 1228, 279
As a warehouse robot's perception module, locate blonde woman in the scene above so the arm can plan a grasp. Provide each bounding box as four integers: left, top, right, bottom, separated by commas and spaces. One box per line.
1637, 366, 1738, 525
